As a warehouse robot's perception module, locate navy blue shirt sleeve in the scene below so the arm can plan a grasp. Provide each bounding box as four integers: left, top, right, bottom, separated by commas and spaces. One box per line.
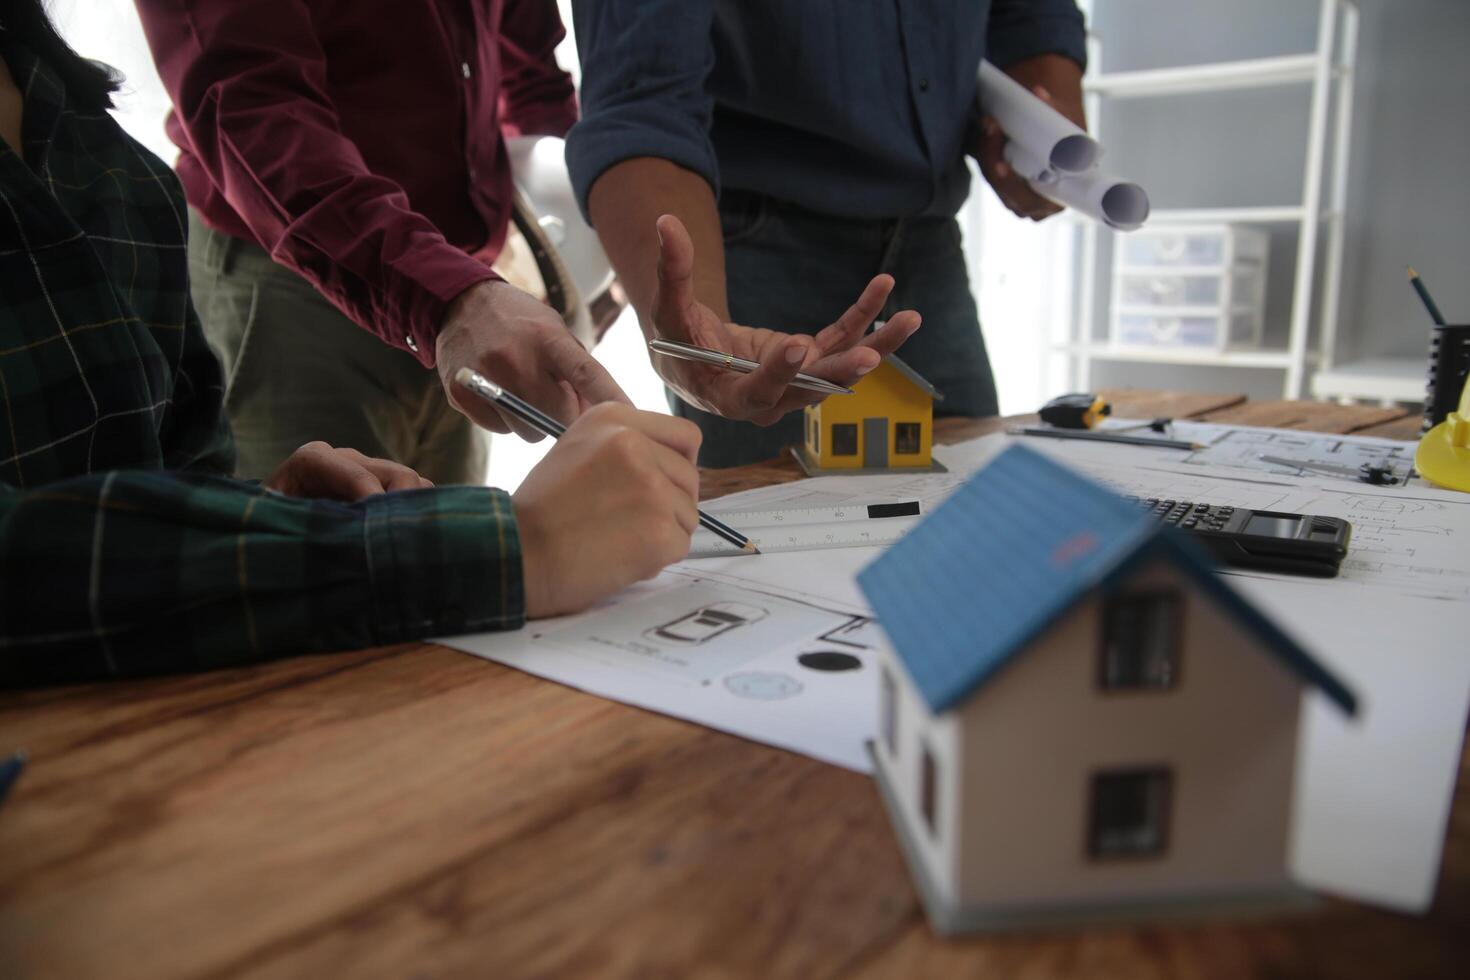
567, 1, 1087, 224
985, 0, 1088, 70
566, 0, 720, 222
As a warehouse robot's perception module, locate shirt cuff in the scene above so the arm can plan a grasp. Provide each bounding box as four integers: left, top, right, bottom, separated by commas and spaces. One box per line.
986, 13, 1089, 73
362, 486, 526, 642
566, 115, 721, 225
391, 246, 501, 367
503, 99, 579, 139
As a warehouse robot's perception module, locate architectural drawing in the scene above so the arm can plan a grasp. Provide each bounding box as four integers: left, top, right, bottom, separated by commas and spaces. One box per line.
1169, 423, 1414, 483
724, 672, 804, 700
647, 602, 768, 645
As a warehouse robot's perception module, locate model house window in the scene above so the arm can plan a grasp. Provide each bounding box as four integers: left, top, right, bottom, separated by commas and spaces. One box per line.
881, 667, 898, 755
811, 416, 820, 454
894, 422, 921, 455
1088, 768, 1172, 859
920, 743, 938, 838
1099, 591, 1182, 690
831, 423, 858, 456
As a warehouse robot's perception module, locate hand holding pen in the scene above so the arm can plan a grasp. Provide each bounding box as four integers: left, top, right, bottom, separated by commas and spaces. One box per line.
456, 370, 757, 618
646, 215, 923, 426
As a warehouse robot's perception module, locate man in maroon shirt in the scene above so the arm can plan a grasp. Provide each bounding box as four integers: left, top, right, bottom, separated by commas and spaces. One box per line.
133, 0, 629, 483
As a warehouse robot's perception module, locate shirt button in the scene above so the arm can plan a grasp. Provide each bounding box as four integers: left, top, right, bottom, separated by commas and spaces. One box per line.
405, 334, 419, 353
918, 78, 930, 92
461, 61, 472, 79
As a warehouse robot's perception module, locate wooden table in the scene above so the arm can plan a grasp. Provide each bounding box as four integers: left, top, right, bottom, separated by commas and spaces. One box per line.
2, 391, 1463, 980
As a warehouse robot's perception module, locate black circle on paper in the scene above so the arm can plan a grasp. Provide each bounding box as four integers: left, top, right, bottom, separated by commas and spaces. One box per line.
797, 651, 862, 672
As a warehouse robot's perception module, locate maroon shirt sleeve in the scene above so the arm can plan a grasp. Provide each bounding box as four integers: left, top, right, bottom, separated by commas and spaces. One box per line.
497, 0, 580, 138
135, 0, 498, 366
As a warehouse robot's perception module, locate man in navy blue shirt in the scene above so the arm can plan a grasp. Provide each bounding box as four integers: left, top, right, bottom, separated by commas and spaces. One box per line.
567, 0, 1088, 467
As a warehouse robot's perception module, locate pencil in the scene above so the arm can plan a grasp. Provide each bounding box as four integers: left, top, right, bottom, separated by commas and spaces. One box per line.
454, 369, 759, 554
1407, 266, 1447, 326
1009, 426, 1201, 451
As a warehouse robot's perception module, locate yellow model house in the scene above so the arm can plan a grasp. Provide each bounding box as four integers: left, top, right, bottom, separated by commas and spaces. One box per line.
797, 355, 944, 474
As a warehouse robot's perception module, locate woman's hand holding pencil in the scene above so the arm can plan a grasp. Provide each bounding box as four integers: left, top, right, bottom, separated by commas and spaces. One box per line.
510, 403, 705, 619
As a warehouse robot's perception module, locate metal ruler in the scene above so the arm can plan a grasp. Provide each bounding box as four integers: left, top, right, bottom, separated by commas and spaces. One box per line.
688, 501, 922, 558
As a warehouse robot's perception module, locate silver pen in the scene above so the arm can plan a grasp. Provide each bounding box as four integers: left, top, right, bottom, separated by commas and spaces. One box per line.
647, 339, 854, 395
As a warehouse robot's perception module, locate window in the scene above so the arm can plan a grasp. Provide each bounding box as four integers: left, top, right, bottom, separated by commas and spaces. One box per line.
895, 422, 922, 455
831, 423, 858, 456
1099, 591, 1182, 690
920, 743, 938, 838
810, 414, 820, 455
881, 667, 897, 755
1088, 768, 1172, 859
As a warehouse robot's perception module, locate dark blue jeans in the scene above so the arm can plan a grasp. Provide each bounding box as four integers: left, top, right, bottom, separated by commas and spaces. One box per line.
673, 191, 999, 468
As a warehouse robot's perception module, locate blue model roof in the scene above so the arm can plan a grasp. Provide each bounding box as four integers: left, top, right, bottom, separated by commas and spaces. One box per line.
856, 444, 1357, 716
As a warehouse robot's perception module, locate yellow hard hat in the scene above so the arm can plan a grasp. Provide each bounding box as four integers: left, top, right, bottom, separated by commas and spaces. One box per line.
1416, 373, 1470, 492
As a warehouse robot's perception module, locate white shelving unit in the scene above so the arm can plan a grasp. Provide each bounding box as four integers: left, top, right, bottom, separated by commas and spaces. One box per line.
1059, 0, 1359, 399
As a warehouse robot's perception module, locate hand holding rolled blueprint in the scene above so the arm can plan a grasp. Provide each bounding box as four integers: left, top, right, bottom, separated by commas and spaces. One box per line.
977, 60, 1150, 231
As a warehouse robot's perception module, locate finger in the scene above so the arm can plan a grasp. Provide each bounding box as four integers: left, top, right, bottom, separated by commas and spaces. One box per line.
974, 117, 1049, 218
445, 381, 513, 435
813, 274, 896, 354
975, 115, 1007, 179
450, 355, 557, 441
855, 310, 923, 358
341, 451, 428, 492
724, 336, 813, 415
469, 396, 545, 441
653, 213, 698, 336
298, 445, 386, 501
544, 332, 632, 409
993, 166, 1060, 219
644, 441, 701, 533
619, 409, 704, 465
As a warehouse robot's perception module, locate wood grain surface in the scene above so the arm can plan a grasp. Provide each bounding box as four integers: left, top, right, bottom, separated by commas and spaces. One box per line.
2, 393, 1460, 980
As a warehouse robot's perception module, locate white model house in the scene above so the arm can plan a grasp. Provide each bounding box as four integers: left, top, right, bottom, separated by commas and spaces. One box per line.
856, 445, 1357, 934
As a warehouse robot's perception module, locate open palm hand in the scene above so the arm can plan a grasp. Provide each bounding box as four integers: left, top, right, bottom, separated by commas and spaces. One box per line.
650, 215, 922, 426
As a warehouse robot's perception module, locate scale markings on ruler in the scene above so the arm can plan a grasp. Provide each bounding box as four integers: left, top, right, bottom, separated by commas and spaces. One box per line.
688, 501, 922, 557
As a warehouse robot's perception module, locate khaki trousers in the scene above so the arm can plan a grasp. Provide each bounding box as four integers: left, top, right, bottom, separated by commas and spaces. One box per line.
187, 210, 486, 484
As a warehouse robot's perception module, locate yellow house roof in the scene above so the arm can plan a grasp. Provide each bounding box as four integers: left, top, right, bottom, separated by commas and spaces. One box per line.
882, 355, 943, 401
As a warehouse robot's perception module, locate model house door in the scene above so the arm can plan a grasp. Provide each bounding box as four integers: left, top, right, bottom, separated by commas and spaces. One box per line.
863, 417, 888, 468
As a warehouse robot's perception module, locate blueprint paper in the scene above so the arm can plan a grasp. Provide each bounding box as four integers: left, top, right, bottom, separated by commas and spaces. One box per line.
439, 429, 1470, 911
977, 59, 1149, 229
1238, 580, 1470, 913
1105, 420, 1419, 484
443, 564, 882, 771
1004, 142, 1151, 231
978, 60, 1099, 174
1009, 427, 1470, 603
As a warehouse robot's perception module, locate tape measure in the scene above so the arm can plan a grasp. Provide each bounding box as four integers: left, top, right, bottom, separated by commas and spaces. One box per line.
688, 501, 922, 558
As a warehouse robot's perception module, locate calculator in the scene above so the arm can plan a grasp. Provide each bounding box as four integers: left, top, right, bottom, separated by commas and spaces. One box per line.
1126, 497, 1352, 578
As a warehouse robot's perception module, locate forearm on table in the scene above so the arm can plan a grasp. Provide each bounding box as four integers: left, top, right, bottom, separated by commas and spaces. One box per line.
587, 157, 730, 328
0, 474, 524, 688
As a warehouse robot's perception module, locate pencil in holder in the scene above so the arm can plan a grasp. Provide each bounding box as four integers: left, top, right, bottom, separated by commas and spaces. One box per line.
1424, 325, 1470, 432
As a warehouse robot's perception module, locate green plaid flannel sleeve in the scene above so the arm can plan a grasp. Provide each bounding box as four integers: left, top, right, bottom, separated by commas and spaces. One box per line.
0, 472, 524, 687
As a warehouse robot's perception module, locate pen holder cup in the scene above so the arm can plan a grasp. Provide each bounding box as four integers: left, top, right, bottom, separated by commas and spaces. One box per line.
1425, 325, 1470, 432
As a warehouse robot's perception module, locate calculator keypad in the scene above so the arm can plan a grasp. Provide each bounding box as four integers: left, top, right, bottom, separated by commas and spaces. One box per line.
1123, 497, 1235, 533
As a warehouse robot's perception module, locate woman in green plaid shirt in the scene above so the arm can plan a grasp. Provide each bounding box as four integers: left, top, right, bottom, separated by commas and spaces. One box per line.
0, 4, 701, 687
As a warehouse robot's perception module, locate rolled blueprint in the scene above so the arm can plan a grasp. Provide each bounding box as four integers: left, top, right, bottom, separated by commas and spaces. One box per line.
977, 59, 1150, 231
1004, 143, 1151, 232
977, 60, 1099, 174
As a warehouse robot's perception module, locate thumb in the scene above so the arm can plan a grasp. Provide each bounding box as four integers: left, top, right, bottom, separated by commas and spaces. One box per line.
653, 214, 698, 333
545, 333, 633, 407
